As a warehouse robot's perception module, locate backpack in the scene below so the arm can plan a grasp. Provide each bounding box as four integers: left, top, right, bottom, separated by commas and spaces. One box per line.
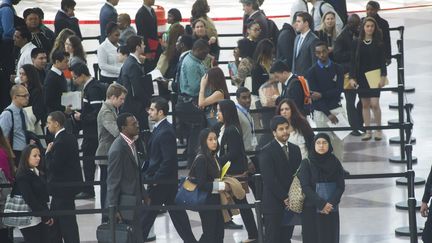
319, 0, 348, 25
267, 18, 280, 45
293, 76, 312, 114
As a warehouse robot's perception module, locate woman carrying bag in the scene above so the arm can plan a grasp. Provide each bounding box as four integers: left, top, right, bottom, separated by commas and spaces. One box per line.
299, 133, 345, 243
13, 144, 53, 243
188, 128, 229, 243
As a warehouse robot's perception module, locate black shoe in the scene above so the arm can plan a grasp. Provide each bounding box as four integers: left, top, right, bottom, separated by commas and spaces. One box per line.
343, 169, 351, 176
224, 220, 243, 229
350, 130, 362, 136
145, 236, 156, 242
75, 192, 95, 200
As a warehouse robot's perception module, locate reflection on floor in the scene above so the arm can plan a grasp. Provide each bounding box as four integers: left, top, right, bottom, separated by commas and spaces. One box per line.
12, 1, 432, 242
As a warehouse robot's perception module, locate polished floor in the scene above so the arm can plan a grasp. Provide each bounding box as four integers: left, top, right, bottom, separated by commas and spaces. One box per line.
12, 0, 432, 242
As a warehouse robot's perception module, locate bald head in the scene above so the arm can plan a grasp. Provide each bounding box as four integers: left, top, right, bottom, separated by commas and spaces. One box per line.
10, 84, 29, 108
347, 14, 361, 31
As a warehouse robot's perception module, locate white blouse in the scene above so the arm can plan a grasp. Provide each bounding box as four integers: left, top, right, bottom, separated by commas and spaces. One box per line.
288, 130, 308, 159
97, 38, 122, 78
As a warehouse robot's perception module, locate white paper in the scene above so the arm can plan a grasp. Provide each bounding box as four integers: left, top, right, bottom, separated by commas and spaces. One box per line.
326, 113, 350, 140
61, 92, 81, 110
152, 81, 159, 96
149, 69, 163, 80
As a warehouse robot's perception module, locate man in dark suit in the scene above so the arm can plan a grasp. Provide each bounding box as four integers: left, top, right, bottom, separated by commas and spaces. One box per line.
276, 23, 296, 68
240, 0, 268, 41
259, 115, 302, 243
292, 11, 319, 76
270, 61, 306, 115
366, 1, 391, 65
135, 0, 162, 71
141, 97, 197, 243
333, 14, 363, 136
106, 113, 144, 243
117, 35, 153, 130
70, 63, 106, 199
54, 0, 82, 39
99, 0, 119, 43
45, 111, 82, 243
44, 50, 71, 115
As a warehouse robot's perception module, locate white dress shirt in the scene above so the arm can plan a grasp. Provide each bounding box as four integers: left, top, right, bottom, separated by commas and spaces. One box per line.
15, 42, 37, 83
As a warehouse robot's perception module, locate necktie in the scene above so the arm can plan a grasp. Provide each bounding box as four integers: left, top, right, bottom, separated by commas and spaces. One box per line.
283, 144, 289, 159
20, 109, 27, 131
296, 36, 304, 57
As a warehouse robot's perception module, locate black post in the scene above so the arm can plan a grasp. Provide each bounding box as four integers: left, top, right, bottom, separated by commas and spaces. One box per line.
398, 83, 405, 161
253, 174, 264, 243
109, 205, 116, 243
406, 145, 418, 243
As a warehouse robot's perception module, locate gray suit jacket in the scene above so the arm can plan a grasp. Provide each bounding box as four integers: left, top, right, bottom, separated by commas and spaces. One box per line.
292, 30, 319, 76
95, 102, 119, 165
106, 136, 143, 207
237, 106, 255, 152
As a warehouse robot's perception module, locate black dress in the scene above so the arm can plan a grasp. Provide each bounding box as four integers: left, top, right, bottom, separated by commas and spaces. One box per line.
350, 38, 387, 98
298, 158, 345, 243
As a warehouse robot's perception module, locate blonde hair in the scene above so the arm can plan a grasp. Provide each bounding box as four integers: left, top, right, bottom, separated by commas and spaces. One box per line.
319, 11, 337, 41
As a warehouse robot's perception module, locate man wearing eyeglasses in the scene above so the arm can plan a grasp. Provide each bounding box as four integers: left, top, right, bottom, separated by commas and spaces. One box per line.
0, 84, 30, 166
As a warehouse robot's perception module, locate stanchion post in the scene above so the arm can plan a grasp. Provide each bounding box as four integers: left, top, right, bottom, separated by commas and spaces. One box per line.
398, 83, 405, 161
406, 145, 419, 243
109, 205, 116, 243
253, 174, 264, 243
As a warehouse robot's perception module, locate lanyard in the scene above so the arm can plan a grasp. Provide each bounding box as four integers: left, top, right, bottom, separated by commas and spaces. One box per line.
236, 104, 255, 133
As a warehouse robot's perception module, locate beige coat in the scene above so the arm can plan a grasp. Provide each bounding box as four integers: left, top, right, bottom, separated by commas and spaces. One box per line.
220, 177, 246, 223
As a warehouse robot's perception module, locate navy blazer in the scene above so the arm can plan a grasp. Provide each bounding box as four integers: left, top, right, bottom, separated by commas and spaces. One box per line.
99, 3, 118, 43
45, 130, 83, 197
43, 70, 67, 114
144, 119, 178, 181
276, 74, 305, 116
292, 30, 319, 76
259, 139, 302, 214
54, 10, 82, 39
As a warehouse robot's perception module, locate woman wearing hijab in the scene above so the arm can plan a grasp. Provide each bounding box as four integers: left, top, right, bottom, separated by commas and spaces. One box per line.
298, 133, 345, 243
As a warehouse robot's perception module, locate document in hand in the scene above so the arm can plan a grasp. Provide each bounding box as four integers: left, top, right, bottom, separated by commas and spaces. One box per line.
61, 91, 81, 110
365, 69, 389, 88
220, 161, 231, 180
326, 113, 350, 140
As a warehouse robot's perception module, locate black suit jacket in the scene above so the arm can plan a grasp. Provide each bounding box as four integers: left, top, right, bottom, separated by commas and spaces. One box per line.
259, 139, 302, 214
292, 30, 319, 76
144, 119, 178, 181
333, 26, 356, 73
45, 130, 83, 197
118, 55, 153, 129
14, 169, 50, 222
80, 79, 105, 138
219, 125, 248, 175
276, 75, 305, 115
44, 70, 67, 114
276, 23, 296, 68
135, 5, 158, 52
54, 10, 82, 39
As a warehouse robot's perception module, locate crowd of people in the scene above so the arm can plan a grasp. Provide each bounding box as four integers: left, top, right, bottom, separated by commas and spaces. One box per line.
0, 0, 419, 243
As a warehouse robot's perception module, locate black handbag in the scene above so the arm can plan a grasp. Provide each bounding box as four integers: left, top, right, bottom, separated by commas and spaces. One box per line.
96, 223, 135, 243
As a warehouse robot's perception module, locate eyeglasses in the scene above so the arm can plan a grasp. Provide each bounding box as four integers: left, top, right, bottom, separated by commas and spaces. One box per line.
16, 94, 30, 98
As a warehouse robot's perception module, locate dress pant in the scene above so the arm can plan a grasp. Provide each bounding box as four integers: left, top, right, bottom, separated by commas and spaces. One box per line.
184, 122, 205, 168
198, 194, 224, 243
234, 197, 258, 239
20, 222, 49, 243
99, 164, 108, 210
50, 195, 80, 243
0, 228, 13, 243
344, 90, 363, 131
13, 150, 22, 167
82, 137, 98, 195
423, 201, 432, 243
141, 184, 197, 243
263, 213, 294, 243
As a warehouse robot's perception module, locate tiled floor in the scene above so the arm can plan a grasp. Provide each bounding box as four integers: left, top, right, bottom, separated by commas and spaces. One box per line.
12, 1, 432, 242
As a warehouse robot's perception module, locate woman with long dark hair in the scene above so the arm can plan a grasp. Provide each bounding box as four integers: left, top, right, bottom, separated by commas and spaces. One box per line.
188, 128, 227, 243
349, 17, 387, 141
217, 99, 258, 243
251, 39, 274, 96
19, 64, 46, 134
14, 144, 53, 243
276, 99, 314, 158
299, 133, 345, 243
198, 67, 230, 127
159, 23, 185, 79
65, 35, 87, 67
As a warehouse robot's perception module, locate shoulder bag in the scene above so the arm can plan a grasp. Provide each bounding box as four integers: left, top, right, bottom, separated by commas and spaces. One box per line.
2, 194, 32, 227
174, 177, 208, 211
287, 159, 309, 213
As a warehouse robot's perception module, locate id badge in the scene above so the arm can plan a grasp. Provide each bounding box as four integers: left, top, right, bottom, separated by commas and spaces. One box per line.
251, 135, 258, 147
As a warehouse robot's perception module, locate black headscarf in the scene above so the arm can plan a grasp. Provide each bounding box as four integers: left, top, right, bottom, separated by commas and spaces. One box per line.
309, 133, 341, 178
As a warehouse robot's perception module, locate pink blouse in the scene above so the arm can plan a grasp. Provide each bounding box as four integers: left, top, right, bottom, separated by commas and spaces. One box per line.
0, 148, 13, 183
